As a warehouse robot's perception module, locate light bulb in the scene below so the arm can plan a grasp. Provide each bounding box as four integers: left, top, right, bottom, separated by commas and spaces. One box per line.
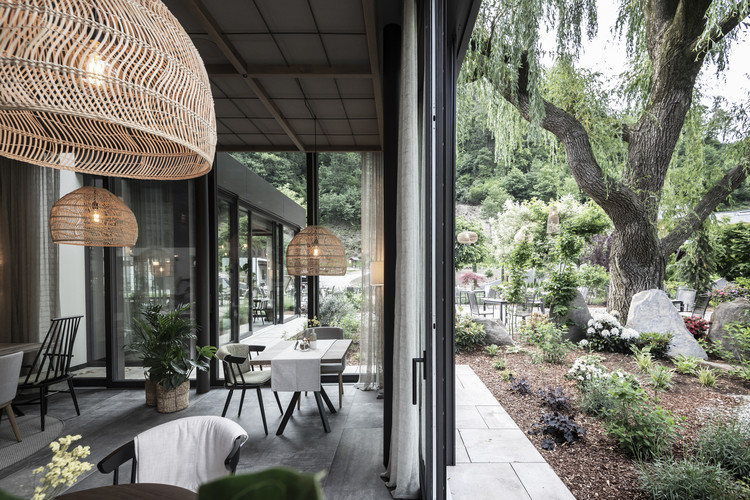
93, 212, 100, 223
313, 247, 320, 257
85, 50, 108, 86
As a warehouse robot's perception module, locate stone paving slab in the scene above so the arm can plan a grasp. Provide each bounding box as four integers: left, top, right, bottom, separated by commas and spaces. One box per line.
448, 365, 575, 500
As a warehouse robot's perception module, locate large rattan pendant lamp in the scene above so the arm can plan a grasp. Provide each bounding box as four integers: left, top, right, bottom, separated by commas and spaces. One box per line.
286, 225, 347, 276
0, 0, 216, 179
50, 186, 138, 247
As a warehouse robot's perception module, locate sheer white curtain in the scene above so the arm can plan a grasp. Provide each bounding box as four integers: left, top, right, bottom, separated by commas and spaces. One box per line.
358, 152, 384, 391
384, 0, 422, 497
0, 157, 59, 343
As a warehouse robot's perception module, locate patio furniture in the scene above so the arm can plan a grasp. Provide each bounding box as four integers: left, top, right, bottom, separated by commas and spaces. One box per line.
692, 292, 712, 318
0, 352, 23, 442
216, 344, 283, 435
675, 287, 697, 313
17, 316, 82, 431
56, 483, 196, 500
252, 298, 267, 323
508, 294, 537, 336
311, 327, 346, 408
467, 291, 493, 318
0, 343, 42, 357
97, 416, 247, 492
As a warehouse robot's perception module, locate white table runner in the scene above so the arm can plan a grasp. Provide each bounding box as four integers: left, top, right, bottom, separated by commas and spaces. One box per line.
271, 340, 335, 392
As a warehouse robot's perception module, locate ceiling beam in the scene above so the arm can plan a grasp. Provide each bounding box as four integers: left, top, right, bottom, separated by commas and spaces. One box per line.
185, 0, 306, 152
206, 64, 372, 78
217, 145, 382, 153
362, 0, 384, 146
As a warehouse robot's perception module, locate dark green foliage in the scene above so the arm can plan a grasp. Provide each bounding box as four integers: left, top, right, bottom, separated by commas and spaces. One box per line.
716, 223, 750, 281
638, 332, 673, 358
694, 417, 750, 480
638, 458, 747, 500
538, 387, 572, 413
454, 216, 491, 271
528, 413, 586, 451
674, 223, 717, 293
577, 377, 619, 417
455, 316, 487, 352
318, 293, 361, 337
509, 375, 533, 395
198, 467, 325, 500
564, 202, 613, 241
546, 269, 579, 318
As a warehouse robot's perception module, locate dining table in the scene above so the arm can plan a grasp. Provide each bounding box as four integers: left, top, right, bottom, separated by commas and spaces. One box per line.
56, 483, 196, 500
251, 338, 352, 435
0, 342, 41, 357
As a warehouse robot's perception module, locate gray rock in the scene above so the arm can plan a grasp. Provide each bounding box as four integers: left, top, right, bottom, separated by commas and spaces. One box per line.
707, 298, 750, 360
551, 290, 592, 343
626, 289, 707, 359
474, 318, 514, 346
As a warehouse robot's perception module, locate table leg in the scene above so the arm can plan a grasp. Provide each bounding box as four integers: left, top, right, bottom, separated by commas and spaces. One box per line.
319, 386, 336, 414
313, 392, 331, 433
276, 392, 301, 436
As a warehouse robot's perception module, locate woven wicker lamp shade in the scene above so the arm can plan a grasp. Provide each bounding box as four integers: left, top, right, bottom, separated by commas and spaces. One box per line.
50, 186, 138, 247
457, 231, 478, 244
286, 226, 347, 276
0, 0, 216, 179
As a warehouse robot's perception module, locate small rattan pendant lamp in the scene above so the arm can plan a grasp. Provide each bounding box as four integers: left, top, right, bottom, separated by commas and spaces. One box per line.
286, 226, 347, 276
50, 186, 138, 247
0, 0, 216, 179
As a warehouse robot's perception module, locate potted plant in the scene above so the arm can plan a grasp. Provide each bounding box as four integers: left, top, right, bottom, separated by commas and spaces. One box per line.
127, 303, 215, 412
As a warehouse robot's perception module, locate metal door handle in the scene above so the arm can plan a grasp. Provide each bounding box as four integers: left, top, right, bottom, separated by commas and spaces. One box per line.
412, 350, 426, 405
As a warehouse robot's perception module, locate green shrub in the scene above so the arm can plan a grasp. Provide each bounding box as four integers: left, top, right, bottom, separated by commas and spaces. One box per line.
578, 376, 619, 417
604, 382, 681, 460
484, 344, 501, 356
697, 367, 719, 387
638, 332, 673, 358
631, 344, 655, 372
455, 316, 486, 352
493, 358, 508, 371
318, 293, 356, 326
538, 324, 574, 365
672, 354, 701, 374
638, 457, 746, 500
694, 417, 750, 479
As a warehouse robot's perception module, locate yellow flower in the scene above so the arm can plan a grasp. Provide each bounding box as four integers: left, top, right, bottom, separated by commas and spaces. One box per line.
33, 467, 44, 474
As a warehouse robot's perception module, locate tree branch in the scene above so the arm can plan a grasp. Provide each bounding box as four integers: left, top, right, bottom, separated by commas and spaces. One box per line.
661, 153, 750, 256
690, 4, 749, 59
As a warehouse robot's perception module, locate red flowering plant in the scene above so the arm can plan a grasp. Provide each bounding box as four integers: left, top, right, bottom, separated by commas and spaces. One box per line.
459, 271, 485, 289
683, 316, 710, 340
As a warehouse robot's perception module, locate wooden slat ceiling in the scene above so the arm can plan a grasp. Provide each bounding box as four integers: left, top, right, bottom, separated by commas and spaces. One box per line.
162, 0, 385, 153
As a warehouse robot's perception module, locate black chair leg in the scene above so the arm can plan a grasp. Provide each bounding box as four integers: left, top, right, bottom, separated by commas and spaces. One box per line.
274, 391, 283, 415
238, 389, 247, 417
40, 387, 47, 432
256, 387, 268, 435
67, 379, 80, 416
221, 389, 234, 417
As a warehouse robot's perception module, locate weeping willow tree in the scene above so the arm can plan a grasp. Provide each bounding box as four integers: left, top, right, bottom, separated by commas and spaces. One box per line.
464, 0, 750, 316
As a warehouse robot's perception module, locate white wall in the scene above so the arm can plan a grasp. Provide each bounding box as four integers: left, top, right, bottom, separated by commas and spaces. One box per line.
57, 171, 88, 367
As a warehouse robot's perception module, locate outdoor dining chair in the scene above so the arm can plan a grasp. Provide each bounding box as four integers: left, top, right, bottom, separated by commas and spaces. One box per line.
0, 352, 23, 442
508, 294, 537, 337
467, 291, 493, 318
97, 416, 247, 492
216, 343, 283, 435
16, 315, 82, 431
675, 287, 697, 313
311, 327, 346, 408
692, 292, 712, 318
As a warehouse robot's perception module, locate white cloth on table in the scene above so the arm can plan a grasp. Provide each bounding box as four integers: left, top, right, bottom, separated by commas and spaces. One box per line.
270, 340, 336, 392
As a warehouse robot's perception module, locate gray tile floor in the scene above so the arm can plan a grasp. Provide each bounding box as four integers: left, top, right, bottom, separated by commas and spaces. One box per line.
0, 383, 391, 499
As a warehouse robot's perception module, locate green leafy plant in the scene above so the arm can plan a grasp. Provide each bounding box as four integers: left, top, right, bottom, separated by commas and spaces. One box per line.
638, 457, 746, 500
499, 369, 515, 381
703, 318, 750, 381
638, 331, 673, 358
694, 416, 750, 480
528, 412, 586, 451
648, 365, 675, 393
484, 344, 501, 356
545, 269, 579, 318
198, 467, 325, 500
492, 358, 508, 370
505, 344, 529, 355
631, 344, 654, 372
672, 354, 701, 375
455, 316, 487, 352
577, 376, 619, 417
604, 382, 681, 460
696, 367, 719, 387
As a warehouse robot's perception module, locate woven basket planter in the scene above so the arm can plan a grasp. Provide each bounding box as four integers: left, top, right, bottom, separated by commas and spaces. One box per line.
155, 381, 190, 413
144, 378, 156, 407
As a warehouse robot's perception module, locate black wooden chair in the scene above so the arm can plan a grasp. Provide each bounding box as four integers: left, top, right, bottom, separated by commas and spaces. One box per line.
97, 416, 247, 490
17, 316, 82, 431
216, 343, 282, 435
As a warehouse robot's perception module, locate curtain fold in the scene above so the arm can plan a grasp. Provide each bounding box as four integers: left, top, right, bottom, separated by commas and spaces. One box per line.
384, 0, 422, 497
0, 157, 60, 343
358, 152, 384, 391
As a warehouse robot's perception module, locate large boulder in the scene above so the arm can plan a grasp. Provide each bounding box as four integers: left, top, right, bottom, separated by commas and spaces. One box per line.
551, 290, 592, 343
626, 289, 707, 359
474, 318, 514, 346
707, 298, 750, 360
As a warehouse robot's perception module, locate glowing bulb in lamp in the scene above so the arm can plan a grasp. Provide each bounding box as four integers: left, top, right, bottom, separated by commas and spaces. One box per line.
85, 49, 108, 86
91, 201, 100, 223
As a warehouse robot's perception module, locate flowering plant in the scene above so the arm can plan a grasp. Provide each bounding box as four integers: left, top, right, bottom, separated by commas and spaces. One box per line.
712, 280, 750, 305
683, 316, 709, 340
585, 310, 640, 353
566, 354, 607, 386
32, 435, 93, 500
306, 316, 321, 329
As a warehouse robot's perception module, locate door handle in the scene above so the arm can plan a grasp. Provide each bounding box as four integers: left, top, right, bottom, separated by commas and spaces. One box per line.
412, 350, 426, 405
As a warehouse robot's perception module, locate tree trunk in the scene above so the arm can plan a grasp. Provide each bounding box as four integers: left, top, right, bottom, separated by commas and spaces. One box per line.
608, 223, 665, 318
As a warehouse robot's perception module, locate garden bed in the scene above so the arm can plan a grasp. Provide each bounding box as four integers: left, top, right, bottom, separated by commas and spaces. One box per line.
457, 348, 750, 500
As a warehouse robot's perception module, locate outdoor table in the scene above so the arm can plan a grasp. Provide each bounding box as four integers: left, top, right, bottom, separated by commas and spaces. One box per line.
251, 339, 352, 435
481, 298, 508, 322
0, 343, 41, 357
671, 299, 684, 312
56, 483, 196, 500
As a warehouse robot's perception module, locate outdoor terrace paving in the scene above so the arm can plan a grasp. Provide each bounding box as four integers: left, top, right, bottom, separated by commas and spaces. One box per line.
0, 362, 389, 499
448, 364, 574, 500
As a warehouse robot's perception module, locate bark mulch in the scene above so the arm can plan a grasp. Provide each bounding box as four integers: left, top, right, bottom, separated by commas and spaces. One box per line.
457, 348, 750, 500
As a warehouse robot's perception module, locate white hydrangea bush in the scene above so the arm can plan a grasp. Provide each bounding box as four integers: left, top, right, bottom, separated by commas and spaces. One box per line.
585, 310, 641, 353
566, 354, 641, 389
